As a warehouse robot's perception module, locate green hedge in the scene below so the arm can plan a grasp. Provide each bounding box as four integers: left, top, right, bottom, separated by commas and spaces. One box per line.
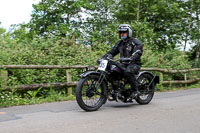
0, 36, 194, 87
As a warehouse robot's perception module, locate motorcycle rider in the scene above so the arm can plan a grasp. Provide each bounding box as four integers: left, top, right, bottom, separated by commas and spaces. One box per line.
100, 24, 143, 98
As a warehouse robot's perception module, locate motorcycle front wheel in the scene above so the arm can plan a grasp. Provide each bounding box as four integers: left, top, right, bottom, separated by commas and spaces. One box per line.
76, 74, 107, 111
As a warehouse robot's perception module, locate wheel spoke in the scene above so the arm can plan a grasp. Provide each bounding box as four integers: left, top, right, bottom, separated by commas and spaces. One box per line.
135, 74, 155, 105
81, 77, 103, 107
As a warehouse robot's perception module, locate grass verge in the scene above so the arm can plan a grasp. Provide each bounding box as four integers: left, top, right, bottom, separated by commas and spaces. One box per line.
0, 82, 199, 108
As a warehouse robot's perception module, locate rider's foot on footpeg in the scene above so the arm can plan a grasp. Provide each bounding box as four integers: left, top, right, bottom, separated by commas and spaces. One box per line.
130, 91, 138, 99
126, 98, 133, 103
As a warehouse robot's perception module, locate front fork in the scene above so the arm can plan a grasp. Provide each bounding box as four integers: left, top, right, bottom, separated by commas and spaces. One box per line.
95, 71, 106, 89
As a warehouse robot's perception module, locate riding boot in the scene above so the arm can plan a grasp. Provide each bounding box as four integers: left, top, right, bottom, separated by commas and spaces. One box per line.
130, 83, 139, 98
124, 72, 139, 98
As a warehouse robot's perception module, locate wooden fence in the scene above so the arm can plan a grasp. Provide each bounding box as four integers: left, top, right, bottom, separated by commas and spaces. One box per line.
0, 65, 200, 94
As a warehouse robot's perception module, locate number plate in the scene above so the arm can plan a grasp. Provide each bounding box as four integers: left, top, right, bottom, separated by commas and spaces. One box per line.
98, 60, 108, 71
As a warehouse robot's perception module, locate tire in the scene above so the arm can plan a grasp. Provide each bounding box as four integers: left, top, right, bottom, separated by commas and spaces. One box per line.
76, 74, 107, 111
136, 73, 155, 105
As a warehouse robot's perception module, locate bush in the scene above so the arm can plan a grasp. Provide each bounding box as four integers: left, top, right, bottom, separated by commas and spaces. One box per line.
0, 36, 194, 86
0, 36, 112, 86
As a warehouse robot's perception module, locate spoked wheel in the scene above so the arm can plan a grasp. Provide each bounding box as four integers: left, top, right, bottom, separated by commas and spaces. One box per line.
76, 74, 107, 111
136, 73, 155, 104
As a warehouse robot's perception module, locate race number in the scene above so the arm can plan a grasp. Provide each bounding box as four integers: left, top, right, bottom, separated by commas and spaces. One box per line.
98, 60, 108, 71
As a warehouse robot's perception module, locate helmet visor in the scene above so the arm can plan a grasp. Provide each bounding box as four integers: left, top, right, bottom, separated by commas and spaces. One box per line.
118, 28, 128, 32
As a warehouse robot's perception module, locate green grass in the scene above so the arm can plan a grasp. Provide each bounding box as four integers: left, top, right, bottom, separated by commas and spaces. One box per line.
0, 89, 76, 108
156, 81, 200, 92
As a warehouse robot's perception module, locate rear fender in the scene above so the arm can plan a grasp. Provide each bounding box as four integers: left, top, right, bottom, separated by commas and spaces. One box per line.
137, 71, 160, 85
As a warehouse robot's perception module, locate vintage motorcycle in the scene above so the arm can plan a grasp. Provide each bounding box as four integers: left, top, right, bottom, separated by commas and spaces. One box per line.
76, 58, 159, 111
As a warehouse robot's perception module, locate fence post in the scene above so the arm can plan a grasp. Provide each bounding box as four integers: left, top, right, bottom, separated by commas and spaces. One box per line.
66, 69, 73, 95
159, 72, 163, 90
0, 69, 8, 87
184, 74, 187, 87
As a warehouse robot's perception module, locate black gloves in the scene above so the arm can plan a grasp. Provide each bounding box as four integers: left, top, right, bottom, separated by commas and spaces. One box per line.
97, 54, 113, 64
96, 59, 102, 64
119, 58, 132, 62
106, 54, 113, 59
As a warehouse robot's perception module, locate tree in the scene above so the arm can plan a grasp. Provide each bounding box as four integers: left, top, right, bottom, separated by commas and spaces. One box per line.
9, 23, 32, 42
114, 0, 186, 50
0, 22, 6, 38
80, 0, 117, 45
185, 0, 200, 67
29, 0, 85, 38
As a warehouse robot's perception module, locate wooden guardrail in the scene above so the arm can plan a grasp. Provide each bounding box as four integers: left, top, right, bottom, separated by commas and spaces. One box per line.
0, 65, 200, 94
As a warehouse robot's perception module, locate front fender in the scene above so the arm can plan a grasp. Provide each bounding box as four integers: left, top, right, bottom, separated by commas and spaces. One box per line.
80, 71, 108, 97
80, 70, 102, 78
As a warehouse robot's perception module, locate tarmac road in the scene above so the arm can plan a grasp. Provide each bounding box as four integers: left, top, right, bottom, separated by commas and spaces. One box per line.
0, 88, 200, 133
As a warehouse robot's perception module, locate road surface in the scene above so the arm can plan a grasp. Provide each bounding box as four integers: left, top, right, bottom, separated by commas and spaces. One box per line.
0, 88, 200, 133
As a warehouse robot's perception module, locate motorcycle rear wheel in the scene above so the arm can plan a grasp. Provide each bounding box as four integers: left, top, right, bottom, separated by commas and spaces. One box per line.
76, 74, 107, 111
136, 73, 155, 105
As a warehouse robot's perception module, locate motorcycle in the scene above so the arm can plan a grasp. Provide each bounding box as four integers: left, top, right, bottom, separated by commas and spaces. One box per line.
75, 57, 159, 111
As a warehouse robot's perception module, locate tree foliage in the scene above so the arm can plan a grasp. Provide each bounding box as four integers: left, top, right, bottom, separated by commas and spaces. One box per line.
28, 0, 86, 37
24, 0, 199, 52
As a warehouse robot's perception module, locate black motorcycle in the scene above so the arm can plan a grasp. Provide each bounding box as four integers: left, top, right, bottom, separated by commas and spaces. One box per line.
76, 58, 159, 111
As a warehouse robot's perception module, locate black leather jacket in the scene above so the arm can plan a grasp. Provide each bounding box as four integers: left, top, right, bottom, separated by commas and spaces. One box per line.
103, 37, 143, 65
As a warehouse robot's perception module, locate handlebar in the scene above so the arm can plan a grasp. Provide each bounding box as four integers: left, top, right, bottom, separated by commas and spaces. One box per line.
107, 57, 132, 62
106, 57, 120, 62
105, 57, 127, 71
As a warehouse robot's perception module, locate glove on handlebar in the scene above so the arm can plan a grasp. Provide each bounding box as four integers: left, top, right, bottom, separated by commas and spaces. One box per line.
96, 59, 102, 64
97, 54, 113, 64
119, 58, 132, 62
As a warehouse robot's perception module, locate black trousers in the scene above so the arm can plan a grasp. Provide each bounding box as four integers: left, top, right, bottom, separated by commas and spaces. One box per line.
123, 63, 140, 91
